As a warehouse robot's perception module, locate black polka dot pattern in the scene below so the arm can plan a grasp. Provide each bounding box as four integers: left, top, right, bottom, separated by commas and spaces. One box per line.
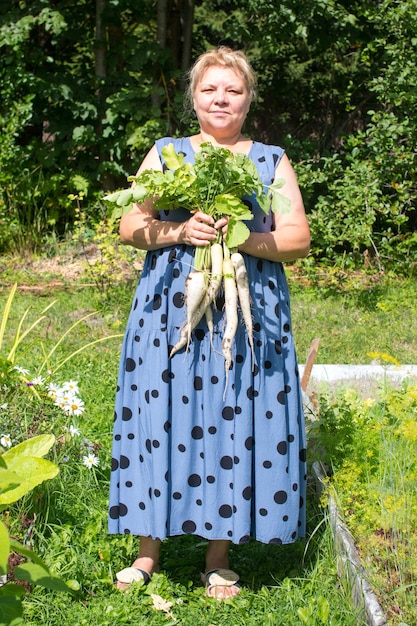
108, 137, 307, 546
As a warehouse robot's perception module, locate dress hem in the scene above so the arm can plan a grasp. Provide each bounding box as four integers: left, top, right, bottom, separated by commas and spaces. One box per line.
107, 528, 306, 546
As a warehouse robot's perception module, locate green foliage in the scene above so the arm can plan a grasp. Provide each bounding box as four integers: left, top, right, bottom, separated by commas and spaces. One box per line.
312, 375, 417, 625
297, 107, 417, 273
0, 283, 55, 387
296, 0, 417, 273
0, 283, 122, 449
0, 0, 174, 255
1, 0, 417, 269
0, 436, 59, 509
71, 196, 141, 302
0, 281, 121, 624
308, 386, 379, 470
0, 91, 91, 253
0, 436, 75, 626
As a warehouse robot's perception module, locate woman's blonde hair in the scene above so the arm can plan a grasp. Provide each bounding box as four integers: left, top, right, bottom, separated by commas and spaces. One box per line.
185, 46, 257, 109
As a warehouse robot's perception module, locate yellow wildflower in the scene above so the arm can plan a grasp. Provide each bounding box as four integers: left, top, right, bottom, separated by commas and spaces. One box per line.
367, 351, 401, 366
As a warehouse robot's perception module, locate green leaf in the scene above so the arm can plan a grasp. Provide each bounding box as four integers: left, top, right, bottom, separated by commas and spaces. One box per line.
3, 434, 55, 462
317, 596, 330, 623
271, 192, 291, 214
132, 184, 148, 202
0, 583, 25, 626
111, 206, 123, 220
161, 143, 185, 170
13, 563, 76, 594
0, 283, 17, 352
0, 458, 59, 505
213, 194, 253, 220
0, 520, 9, 575
103, 190, 123, 204
257, 192, 271, 214
0, 468, 22, 495
225, 219, 251, 249
65, 579, 81, 591
297, 607, 310, 623
115, 188, 134, 207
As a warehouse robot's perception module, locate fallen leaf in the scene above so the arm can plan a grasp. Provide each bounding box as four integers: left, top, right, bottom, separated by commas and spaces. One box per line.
151, 593, 174, 613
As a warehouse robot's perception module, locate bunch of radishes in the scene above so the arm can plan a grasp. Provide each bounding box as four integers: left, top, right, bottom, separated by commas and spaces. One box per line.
169, 242, 254, 393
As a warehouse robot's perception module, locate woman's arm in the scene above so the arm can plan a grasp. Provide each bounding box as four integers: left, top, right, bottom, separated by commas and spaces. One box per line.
238, 154, 310, 263
119, 145, 222, 251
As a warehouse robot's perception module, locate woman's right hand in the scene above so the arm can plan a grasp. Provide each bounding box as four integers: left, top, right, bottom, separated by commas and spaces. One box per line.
180, 211, 219, 246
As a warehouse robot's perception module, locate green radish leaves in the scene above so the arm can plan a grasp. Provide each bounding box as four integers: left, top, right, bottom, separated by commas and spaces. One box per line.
160, 142, 187, 171
225, 219, 251, 249
104, 142, 291, 238
213, 194, 253, 220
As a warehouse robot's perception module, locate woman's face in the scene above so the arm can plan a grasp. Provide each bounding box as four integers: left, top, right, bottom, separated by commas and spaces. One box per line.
193, 65, 251, 137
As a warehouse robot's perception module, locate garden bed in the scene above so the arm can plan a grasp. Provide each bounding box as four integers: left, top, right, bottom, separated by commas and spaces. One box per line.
312, 461, 387, 626
306, 363, 417, 626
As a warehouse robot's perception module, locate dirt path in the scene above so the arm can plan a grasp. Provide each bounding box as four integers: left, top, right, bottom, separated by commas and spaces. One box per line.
1, 244, 143, 294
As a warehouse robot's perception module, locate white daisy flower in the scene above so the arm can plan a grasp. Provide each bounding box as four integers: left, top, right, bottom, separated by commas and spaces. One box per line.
54, 397, 68, 411
14, 366, 30, 375
83, 453, 100, 468
47, 383, 63, 400
0, 434, 12, 449
61, 391, 76, 403
67, 424, 81, 437
64, 397, 85, 416
31, 376, 45, 386
62, 380, 80, 394
81, 438, 94, 451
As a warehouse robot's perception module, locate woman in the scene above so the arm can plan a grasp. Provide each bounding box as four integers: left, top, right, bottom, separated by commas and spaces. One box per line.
108, 46, 310, 599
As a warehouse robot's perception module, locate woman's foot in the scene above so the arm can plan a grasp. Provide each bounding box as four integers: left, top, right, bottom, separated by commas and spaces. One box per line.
203, 540, 240, 599
115, 537, 160, 591
202, 568, 240, 599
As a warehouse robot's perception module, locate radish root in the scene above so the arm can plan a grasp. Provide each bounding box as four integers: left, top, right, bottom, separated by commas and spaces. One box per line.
231, 252, 255, 370
222, 257, 238, 399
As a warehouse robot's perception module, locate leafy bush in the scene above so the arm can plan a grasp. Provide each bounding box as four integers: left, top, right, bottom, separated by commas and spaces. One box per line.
297, 111, 417, 273
71, 196, 142, 302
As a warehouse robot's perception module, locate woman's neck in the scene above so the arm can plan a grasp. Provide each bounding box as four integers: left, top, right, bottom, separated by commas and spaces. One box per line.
191, 132, 252, 155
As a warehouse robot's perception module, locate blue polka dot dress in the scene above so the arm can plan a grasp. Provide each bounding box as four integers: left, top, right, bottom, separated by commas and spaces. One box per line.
108, 137, 307, 545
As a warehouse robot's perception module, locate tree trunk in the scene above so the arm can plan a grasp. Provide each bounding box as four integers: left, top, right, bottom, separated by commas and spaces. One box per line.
153, 0, 195, 128
157, 0, 168, 47
95, 0, 107, 80
95, 0, 112, 189
180, 0, 195, 74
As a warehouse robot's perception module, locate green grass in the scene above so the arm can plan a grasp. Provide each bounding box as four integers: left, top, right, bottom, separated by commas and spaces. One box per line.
2, 259, 417, 626
287, 267, 417, 364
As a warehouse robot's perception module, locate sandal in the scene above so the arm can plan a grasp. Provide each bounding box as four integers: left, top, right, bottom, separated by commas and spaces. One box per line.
201, 568, 240, 599
115, 566, 152, 590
